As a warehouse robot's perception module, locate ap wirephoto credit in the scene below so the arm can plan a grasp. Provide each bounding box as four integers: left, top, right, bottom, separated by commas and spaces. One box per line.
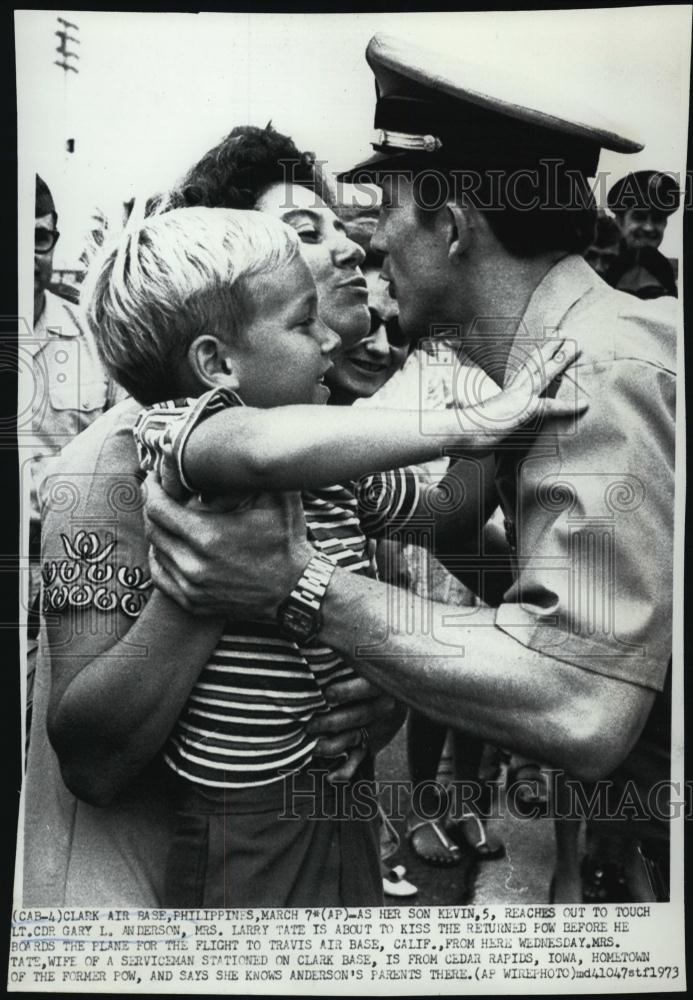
11, 6, 689, 995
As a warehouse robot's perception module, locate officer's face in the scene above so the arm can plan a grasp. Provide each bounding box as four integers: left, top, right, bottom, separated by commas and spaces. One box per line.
619, 208, 668, 250
371, 176, 455, 340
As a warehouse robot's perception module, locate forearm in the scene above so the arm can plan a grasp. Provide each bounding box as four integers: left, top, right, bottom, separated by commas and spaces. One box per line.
48, 590, 224, 804
184, 406, 491, 496
315, 568, 647, 780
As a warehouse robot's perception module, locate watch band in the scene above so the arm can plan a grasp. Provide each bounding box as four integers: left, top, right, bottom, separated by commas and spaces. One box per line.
277, 552, 337, 643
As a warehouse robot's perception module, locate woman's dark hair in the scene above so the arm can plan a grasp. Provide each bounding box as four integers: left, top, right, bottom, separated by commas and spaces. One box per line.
166, 124, 334, 211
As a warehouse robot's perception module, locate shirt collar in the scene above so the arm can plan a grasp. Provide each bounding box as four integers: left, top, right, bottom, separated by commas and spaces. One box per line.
504, 254, 600, 386
29, 290, 82, 353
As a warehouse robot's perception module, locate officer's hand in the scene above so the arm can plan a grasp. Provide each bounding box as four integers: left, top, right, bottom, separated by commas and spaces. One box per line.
306, 676, 406, 782
143, 476, 313, 619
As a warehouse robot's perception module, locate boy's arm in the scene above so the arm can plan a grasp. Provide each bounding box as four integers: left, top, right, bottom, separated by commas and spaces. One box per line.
178, 340, 584, 497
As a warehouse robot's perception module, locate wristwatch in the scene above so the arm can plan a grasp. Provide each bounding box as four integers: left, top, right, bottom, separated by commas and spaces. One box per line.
277, 552, 337, 644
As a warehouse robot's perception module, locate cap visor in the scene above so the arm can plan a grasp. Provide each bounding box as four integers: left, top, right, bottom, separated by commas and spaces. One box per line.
338, 149, 424, 182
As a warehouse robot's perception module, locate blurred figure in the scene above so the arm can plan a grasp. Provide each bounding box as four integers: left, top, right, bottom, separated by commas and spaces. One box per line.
584, 210, 622, 278
328, 212, 410, 406
28, 176, 123, 734
605, 171, 680, 299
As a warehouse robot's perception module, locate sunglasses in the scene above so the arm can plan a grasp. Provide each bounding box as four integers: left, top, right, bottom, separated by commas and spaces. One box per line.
368, 307, 410, 348
35, 227, 60, 254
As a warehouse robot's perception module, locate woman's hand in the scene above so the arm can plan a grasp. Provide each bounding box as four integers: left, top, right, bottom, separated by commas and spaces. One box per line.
451, 337, 587, 449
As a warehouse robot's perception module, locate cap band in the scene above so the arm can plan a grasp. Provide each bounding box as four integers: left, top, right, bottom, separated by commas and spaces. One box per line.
373, 128, 443, 154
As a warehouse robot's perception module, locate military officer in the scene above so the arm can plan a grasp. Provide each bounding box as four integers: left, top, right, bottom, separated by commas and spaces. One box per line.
143, 34, 677, 900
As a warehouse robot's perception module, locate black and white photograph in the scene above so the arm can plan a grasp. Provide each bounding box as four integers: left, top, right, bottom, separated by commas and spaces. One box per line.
11, 5, 689, 993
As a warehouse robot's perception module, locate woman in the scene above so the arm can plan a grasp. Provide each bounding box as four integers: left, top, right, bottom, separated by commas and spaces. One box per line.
21, 128, 405, 907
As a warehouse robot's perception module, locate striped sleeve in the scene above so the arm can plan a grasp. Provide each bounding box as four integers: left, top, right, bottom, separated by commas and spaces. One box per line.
133, 386, 243, 495
354, 466, 422, 539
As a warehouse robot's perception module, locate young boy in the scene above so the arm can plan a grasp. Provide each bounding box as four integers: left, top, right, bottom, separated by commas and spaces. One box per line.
63, 206, 580, 908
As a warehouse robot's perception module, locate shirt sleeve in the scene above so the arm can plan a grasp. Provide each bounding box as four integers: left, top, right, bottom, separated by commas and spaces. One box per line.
494, 357, 675, 692
39, 404, 155, 625
355, 466, 423, 539
133, 387, 242, 495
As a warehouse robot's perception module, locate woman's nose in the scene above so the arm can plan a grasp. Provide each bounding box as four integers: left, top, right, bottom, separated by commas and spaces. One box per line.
334, 231, 366, 268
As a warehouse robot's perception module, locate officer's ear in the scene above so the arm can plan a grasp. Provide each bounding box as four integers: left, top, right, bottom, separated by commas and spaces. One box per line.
445, 201, 474, 260
188, 335, 241, 392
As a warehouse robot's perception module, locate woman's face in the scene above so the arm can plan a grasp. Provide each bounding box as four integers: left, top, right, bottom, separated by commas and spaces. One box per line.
326, 265, 410, 404
255, 182, 370, 349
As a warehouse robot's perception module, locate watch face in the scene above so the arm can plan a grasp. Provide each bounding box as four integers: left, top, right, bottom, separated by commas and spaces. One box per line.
279, 601, 319, 642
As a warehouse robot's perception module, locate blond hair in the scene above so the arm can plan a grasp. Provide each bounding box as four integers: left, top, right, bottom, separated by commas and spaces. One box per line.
82, 207, 300, 404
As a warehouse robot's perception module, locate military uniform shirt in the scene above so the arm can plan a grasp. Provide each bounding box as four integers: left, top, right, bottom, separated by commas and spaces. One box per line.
493, 254, 675, 694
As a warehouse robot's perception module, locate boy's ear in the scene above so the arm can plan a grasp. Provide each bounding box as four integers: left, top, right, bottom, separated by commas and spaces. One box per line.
445, 201, 473, 261
188, 335, 240, 391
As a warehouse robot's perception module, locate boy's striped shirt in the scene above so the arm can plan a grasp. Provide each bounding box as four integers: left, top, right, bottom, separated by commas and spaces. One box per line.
134, 392, 420, 787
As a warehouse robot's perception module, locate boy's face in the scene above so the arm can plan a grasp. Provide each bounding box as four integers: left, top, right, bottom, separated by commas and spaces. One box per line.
229, 255, 341, 408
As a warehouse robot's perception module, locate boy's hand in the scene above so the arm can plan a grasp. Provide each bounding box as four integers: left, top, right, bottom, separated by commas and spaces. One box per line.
452, 338, 587, 450
143, 478, 313, 620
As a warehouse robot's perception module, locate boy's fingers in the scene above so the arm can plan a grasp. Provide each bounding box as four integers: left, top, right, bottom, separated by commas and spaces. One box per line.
541, 346, 581, 386
540, 398, 589, 419
511, 339, 580, 393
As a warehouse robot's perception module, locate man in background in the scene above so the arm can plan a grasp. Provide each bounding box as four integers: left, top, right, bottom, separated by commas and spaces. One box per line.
605, 169, 680, 298
27, 176, 123, 728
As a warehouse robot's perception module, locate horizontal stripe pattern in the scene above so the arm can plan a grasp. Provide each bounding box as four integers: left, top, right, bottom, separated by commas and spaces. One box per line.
134, 397, 421, 788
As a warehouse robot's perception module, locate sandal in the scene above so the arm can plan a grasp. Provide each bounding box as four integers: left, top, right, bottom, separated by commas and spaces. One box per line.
378, 803, 400, 863
382, 864, 418, 898
406, 817, 462, 867
446, 806, 506, 861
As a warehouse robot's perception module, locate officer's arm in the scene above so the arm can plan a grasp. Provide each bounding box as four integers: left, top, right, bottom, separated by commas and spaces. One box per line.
315, 568, 654, 782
